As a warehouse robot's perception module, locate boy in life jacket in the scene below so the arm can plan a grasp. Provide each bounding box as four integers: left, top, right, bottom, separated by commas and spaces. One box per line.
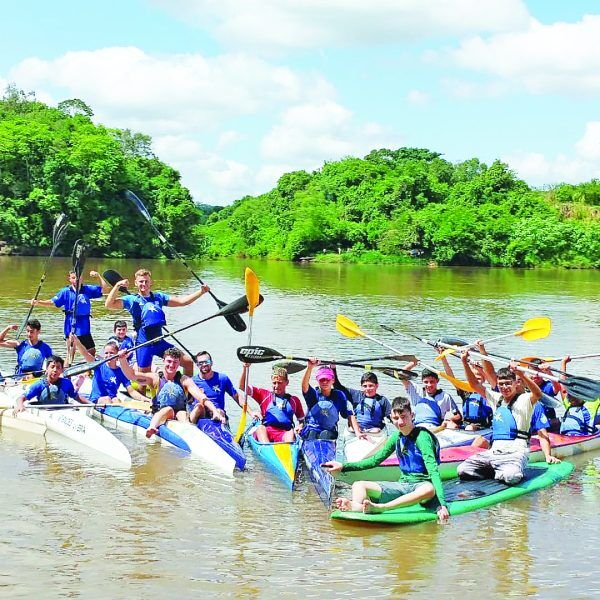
402, 360, 462, 431
457, 352, 547, 485
335, 370, 392, 434
129, 347, 225, 438
300, 359, 362, 441
323, 396, 450, 523
558, 356, 600, 436
239, 364, 304, 442
0, 319, 53, 376
104, 269, 210, 381
107, 320, 136, 364
13, 354, 90, 413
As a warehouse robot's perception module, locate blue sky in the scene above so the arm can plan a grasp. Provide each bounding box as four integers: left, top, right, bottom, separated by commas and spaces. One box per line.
2, 0, 599, 205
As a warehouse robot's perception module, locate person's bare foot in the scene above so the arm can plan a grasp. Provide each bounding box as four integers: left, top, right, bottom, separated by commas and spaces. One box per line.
362, 499, 383, 514
145, 427, 157, 439
335, 497, 352, 511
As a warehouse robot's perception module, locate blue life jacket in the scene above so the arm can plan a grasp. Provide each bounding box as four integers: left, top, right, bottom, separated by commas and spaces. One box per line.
413, 398, 443, 426
560, 405, 595, 436
306, 396, 341, 433
395, 427, 441, 475
263, 393, 295, 430
18, 346, 45, 373
355, 394, 386, 429
37, 379, 68, 405
155, 372, 188, 412
492, 400, 531, 442
463, 393, 493, 427
130, 293, 167, 338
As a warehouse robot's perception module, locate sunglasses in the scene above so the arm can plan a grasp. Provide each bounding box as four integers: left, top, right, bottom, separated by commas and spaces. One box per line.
197, 359, 212, 366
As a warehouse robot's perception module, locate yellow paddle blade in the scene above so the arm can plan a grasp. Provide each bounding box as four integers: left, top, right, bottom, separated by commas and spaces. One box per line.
516, 316, 551, 341
336, 314, 365, 338
244, 268, 260, 317
434, 347, 461, 361
438, 371, 475, 393
234, 405, 247, 443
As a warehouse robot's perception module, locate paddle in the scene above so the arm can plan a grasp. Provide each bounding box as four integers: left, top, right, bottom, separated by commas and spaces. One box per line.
67, 240, 86, 365
434, 341, 600, 403
234, 268, 261, 443
545, 353, 600, 363
336, 315, 474, 392
236, 345, 418, 380
64, 293, 262, 378
124, 189, 247, 333
436, 317, 552, 360
17, 213, 69, 338
102, 269, 196, 361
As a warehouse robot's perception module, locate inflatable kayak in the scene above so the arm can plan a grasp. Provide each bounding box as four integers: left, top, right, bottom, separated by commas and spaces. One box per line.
342, 428, 388, 463
331, 461, 574, 525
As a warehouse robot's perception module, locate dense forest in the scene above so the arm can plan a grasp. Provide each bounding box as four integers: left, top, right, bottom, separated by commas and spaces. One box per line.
1, 88, 599, 267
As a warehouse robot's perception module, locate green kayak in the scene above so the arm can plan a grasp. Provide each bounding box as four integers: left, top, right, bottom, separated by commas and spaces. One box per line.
331, 461, 574, 525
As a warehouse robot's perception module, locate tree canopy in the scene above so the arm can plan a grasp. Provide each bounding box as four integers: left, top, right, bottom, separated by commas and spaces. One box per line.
1, 88, 598, 268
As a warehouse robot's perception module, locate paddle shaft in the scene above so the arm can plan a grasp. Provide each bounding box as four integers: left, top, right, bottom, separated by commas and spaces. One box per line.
547, 353, 600, 362
125, 190, 246, 332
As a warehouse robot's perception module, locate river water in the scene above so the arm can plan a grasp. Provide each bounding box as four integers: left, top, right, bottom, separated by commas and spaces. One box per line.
1, 257, 599, 598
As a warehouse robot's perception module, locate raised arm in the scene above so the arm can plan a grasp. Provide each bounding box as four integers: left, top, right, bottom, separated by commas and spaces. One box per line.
89, 270, 110, 294
105, 279, 127, 309
0, 324, 18, 349
301, 358, 319, 394
514, 362, 542, 404
167, 285, 210, 307
461, 352, 486, 397
475, 340, 497, 387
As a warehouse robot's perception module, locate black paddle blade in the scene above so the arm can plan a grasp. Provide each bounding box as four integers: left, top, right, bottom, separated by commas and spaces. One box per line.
103, 269, 130, 294
217, 294, 263, 318
564, 376, 600, 402
438, 336, 469, 347
378, 368, 419, 381
64, 361, 96, 378
71, 239, 86, 278
237, 346, 284, 363
213, 296, 247, 332
273, 360, 306, 375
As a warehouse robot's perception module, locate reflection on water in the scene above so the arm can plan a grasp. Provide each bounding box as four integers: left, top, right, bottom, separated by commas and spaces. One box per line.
0, 258, 599, 597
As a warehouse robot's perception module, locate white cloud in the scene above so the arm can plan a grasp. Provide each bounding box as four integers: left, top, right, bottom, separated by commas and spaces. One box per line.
151, 0, 531, 52
257, 100, 399, 190
216, 130, 243, 150
8, 46, 326, 133
448, 15, 600, 95
441, 78, 509, 99
503, 122, 600, 185
406, 89, 429, 106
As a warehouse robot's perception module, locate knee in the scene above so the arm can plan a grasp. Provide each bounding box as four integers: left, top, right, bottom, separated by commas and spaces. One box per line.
496, 468, 523, 485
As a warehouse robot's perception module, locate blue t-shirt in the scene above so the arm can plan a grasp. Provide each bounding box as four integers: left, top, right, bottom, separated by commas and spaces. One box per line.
108, 334, 135, 364
122, 292, 170, 341
530, 401, 551, 434
89, 363, 131, 403
302, 386, 354, 434
192, 372, 237, 412
25, 377, 78, 404
15, 340, 53, 374
52, 284, 103, 336
346, 388, 391, 430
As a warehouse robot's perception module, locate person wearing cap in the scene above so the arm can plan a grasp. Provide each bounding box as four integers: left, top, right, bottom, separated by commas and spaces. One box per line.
239, 364, 305, 442
192, 350, 260, 422
558, 356, 600, 436
300, 359, 363, 440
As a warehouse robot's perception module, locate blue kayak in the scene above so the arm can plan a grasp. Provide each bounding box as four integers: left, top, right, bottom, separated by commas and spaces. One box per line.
301, 439, 336, 507
196, 419, 246, 470
94, 405, 191, 452
245, 425, 300, 489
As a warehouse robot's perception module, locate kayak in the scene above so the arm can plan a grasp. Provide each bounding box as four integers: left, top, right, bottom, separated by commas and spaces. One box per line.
245, 425, 300, 489
301, 439, 336, 506
0, 394, 132, 467
435, 427, 492, 448
196, 418, 246, 471
338, 429, 600, 484
93, 404, 242, 474
331, 461, 574, 525
342, 428, 388, 463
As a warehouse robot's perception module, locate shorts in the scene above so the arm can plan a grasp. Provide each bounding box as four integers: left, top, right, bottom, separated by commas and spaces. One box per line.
377, 481, 430, 504
156, 401, 187, 414
66, 333, 95, 351
301, 428, 337, 441
266, 425, 293, 442
136, 339, 173, 368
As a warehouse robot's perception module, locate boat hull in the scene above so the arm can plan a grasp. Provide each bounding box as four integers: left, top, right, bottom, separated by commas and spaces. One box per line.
301, 439, 336, 506
246, 429, 300, 489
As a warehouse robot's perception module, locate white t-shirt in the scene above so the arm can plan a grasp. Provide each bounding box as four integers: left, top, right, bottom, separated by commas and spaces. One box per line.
486, 389, 534, 452
405, 381, 459, 416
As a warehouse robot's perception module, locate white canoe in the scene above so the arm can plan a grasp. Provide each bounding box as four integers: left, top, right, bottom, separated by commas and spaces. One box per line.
0, 384, 132, 467
343, 428, 389, 463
